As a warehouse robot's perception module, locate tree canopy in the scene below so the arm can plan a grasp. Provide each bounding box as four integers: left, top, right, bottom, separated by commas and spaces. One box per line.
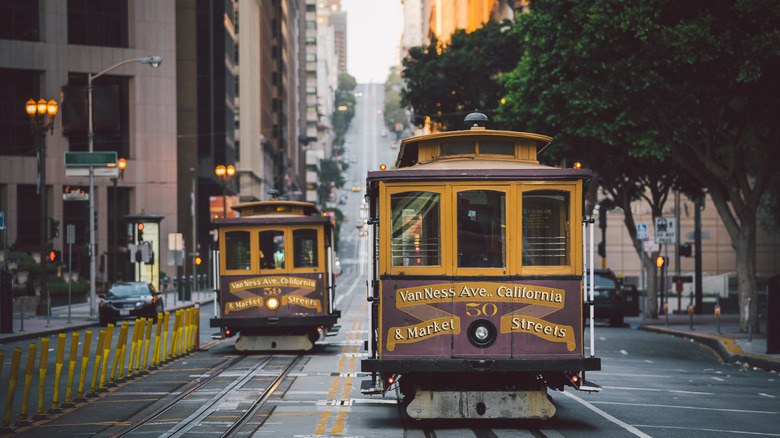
496, 0, 780, 329
401, 19, 522, 131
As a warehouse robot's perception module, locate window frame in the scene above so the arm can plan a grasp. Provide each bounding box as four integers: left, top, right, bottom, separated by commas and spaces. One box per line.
220, 224, 326, 276
379, 181, 582, 276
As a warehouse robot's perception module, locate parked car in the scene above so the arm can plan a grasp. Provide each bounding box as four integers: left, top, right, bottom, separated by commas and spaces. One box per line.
585, 269, 625, 326
98, 281, 164, 325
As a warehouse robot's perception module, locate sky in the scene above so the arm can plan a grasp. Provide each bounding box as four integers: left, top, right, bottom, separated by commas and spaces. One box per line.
340, 0, 404, 84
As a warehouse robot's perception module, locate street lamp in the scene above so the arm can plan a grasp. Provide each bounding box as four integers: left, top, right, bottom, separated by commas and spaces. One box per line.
111, 158, 126, 282
86, 56, 162, 319
26, 98, 58, 317
215, 165, 235, 218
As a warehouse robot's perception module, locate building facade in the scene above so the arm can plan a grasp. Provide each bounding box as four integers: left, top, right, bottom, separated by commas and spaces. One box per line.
1, 0, 177, 291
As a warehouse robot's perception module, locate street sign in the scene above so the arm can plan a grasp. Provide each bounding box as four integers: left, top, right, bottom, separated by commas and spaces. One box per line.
654, 216, 676, 244
64, 151, 118, 167
637, 223, 648, 240
644, 236, 659, 253
65, 167, 119, 178
0, 211, 4, 229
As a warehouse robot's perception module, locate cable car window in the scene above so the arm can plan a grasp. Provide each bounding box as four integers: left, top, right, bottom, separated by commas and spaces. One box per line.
457, 190, 505, 268
479, 140, 514, 156
522, 190, 570, 266
391, 191, 440, 266
441, 140, 476, 156
225, 231, 251, 270
259, 230, 285, 269
293, 228, 319, 268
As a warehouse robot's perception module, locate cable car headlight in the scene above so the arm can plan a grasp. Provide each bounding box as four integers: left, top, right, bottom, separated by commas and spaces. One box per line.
467, 319, 497, 348
266, 296, 280, 310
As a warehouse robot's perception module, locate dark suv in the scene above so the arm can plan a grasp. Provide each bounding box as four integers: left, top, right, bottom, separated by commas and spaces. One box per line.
586, 269, 625, 326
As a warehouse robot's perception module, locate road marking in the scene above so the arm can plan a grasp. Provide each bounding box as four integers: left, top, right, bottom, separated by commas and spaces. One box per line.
620, 349, 629, 355
712, 376, 724, 381
759, 393, 775, 398
591, 400, 777, 414
602, 386, 713, 395
562, 391, 652, 438
634, 424, 780, 436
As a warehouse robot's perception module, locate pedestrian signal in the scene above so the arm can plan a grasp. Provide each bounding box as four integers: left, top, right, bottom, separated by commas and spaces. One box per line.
48, 250, 61, 263
656, 256, 666, 268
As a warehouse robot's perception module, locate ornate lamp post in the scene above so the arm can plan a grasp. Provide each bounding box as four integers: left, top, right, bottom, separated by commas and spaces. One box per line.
25, 98, 58, 316
86, 56, 161, 318
215, 165, 235, 218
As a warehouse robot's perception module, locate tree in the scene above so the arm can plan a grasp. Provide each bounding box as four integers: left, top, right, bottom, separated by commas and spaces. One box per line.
332, 73, 357, 150
383, 68, 410, 138
499, 0, 780, 330
402, 20, 522, 131
495, 0, 704, 319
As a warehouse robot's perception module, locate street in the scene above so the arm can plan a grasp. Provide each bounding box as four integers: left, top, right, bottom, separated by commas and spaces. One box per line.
2, 83, 779, 437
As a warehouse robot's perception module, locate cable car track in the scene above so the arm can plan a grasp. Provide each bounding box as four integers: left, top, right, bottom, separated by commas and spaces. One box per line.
109, 353, 303, 438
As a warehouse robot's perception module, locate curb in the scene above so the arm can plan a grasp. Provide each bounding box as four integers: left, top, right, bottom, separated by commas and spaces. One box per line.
638, 325, 780, 373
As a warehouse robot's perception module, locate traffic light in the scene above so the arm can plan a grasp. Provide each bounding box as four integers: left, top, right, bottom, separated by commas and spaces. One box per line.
656, 256, 666, 268
679, 242, 692, 257
137, 223, 144, 242
597, 241, 606, 258
50, 218, 60, 239
598, 207, 607, 229
195, 256, 202, 266
48, 250, 61, 263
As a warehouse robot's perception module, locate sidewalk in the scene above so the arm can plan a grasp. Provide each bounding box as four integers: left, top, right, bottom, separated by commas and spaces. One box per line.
627, 312, 780, 373
0, 289, 215, 345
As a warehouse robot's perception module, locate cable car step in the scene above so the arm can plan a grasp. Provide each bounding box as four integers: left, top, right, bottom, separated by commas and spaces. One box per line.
360, 379, 384, 395
577, 379, 602, 392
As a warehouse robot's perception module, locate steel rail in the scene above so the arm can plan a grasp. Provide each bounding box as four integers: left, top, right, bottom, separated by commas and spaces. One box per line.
221, 355, 303, 437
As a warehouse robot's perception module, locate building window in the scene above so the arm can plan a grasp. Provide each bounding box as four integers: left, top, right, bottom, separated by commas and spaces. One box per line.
67, 0, 128, 47
0, 0, 39, 41
62, 73, 130, 156
0, 68, 40, 156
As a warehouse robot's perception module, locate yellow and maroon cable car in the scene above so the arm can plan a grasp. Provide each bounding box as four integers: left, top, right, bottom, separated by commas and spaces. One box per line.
210, 199, 340, 351
361, 111, 601, 420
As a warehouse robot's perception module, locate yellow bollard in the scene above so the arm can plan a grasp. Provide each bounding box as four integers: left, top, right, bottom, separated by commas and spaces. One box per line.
142, 316, 153, 372
182, 309, 188, 355
64, 331, 80, 407
2, 347, 22, 430
16, 343, 38, 425
134, 318, 146, 375
89, 330, 105, 396
127, 319, 140, 379
168, 311, 178, 360
110, 322, 128, 385
100, 324, 114, 390
152, 313, 163, 369
117, 322, 130, 382
35, 338, 49, 419
49, 333, 67, 413
76, 330, 92, 401
176, 309, 184, 357
193, 306, 200, 351
161, 311, 170, 363
127, 319, 139, 379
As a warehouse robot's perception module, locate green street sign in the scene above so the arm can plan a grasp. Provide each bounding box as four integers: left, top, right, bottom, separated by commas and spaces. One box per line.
64, 151, 118, 167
